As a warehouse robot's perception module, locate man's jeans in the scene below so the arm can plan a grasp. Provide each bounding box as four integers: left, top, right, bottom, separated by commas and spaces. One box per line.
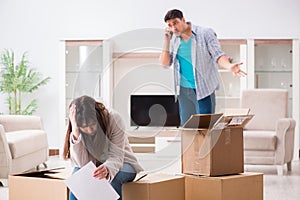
178, 86, 215, 126
69, 163, 136, 200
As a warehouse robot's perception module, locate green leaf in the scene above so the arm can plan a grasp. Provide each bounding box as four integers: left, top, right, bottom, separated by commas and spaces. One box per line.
22, 99, 38, 115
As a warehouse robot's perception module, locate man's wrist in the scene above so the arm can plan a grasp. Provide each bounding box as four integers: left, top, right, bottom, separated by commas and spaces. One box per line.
162, 43, 170, 52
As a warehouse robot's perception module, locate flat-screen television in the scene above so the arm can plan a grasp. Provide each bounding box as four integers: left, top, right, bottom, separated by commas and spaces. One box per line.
130, 95, 180, 127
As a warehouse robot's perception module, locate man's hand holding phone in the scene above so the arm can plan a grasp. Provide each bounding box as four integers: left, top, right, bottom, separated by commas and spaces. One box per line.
160, 28, 173, 66
164, 28, 173, 41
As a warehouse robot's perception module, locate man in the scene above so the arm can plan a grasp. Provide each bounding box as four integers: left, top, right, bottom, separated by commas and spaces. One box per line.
159, 9, 246, 125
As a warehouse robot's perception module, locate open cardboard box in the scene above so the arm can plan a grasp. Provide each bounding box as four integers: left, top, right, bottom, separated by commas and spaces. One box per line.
8, 168, 72, 200
181, 110, 253, 176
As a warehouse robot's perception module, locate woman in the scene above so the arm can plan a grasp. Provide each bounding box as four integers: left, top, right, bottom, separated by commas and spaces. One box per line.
63, 95, 143, 200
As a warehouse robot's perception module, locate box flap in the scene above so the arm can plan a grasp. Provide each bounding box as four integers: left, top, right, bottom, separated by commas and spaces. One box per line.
11, 167, 70, 180
45, 168, 72, 180
214, 115, 254, 128
133, 173, 148, 182
134, 173, 183, 184
183, 113, 223, 129
12, 167, 65, 176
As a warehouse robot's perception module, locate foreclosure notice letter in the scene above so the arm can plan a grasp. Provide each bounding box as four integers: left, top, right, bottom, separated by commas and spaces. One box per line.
65, 161, 120, 200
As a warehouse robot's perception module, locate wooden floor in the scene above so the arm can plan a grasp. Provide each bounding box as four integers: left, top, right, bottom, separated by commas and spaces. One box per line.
1, 157, 300, 200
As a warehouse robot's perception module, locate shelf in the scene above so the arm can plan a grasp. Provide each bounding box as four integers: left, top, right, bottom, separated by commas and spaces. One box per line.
66, 70, 102, 73
66, 64, 102, 68
65, 40, 103, 46
254, 39, 292, 46
255, 70, 292, 73
127, 128, 181, 137
219, 39, 247, 45
113, 52, 160, 59
216, 96, 240, 100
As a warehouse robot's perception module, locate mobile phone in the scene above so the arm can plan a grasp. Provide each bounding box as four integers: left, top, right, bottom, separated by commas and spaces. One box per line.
169, 31, 173, 36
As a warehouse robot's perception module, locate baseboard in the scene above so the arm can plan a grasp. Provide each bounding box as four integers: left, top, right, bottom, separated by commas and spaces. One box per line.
49, 149, 60, 156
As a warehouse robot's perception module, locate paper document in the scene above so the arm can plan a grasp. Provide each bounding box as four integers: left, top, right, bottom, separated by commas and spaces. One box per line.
65, 161, 120, 200
228, 116, 249, 126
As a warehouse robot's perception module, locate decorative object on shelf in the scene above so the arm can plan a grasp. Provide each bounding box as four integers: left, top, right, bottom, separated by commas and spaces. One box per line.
0, 49, 51, 115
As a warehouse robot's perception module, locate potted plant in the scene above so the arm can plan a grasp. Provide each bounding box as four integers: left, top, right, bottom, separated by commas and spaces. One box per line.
0, 49, 50, 115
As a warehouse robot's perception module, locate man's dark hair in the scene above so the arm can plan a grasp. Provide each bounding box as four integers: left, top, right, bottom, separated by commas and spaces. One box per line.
164, 9, 184, 22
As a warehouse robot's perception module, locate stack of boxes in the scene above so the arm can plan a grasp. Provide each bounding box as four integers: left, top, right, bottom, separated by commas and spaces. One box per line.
181, 113, 263, 200
123, 112, 264, 200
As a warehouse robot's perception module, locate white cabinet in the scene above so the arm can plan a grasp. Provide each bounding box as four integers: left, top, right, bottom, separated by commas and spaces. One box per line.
65, 40, 104, 118
216, 39, 299, 116
215, 39, 247, 113
253, 39, 293, 116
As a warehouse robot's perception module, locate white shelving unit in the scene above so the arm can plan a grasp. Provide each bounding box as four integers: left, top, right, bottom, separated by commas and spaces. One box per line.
65, 40, 104, 119
216, 39, 248, 113
254, 39, 293, 116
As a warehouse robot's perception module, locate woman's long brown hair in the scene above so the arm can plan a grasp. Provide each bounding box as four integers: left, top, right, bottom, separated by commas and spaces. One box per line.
62, 96, 110, 159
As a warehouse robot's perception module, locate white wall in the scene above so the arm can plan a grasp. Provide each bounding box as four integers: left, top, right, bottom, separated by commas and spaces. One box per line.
0, 0, 300, 149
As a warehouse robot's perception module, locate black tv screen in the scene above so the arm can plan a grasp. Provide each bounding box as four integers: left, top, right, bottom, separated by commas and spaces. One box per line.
130, 95, 180, 127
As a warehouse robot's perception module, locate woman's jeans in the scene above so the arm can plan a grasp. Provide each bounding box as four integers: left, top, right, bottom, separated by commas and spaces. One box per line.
178, 86, 215, 126
69, 163, 136, 200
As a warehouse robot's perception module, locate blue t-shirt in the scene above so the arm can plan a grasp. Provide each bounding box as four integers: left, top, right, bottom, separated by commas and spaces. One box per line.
177, 37, 196, 89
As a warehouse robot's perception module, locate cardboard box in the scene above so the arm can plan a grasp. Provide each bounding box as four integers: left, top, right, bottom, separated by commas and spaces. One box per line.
181, 113, 253, 176
185, 172, 263, 200
9, 168, 71, 200
122, 173, 185, 200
